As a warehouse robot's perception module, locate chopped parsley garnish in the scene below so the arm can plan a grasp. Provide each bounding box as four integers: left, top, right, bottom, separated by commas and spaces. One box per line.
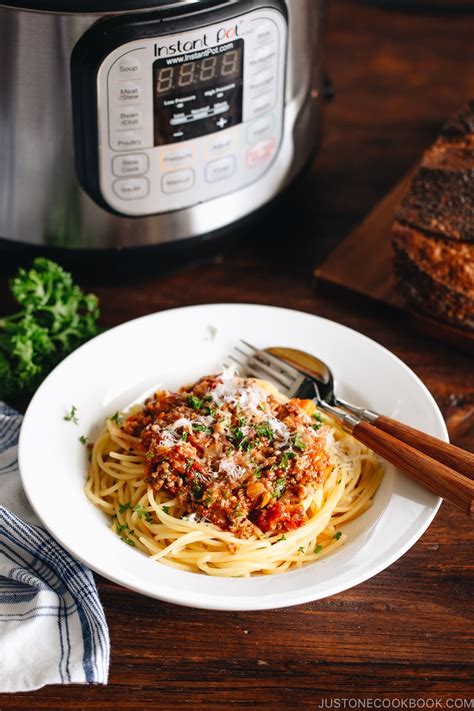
192, 483, 204, 499
203, 406, 217, 416
273, 477, 286, 499
145, 450, 155, 460
187, 394, 203, 410
312, 412, 324, 431
230, 427, 252, 451
186, 458, 194, 472
277, 535, 287, 542
298, 546, 305, 554
280, 451, 296, 471
293, 431, 307, 452
334, 531, 342, 541
119, 502, 131, 513
203, 496, 214, 507
162, 505, 170, 515
133, 504, 153, 522
234, 505, 243, 519
256, 423, 274, 441
181, 431, 188, 442
64, 405, 78, 424
237, 413, 248, 427
115, 522, 128, 534
254, 469, 262, 479
121, 537, 135, 547
110, 411, 121, 425
79, 435, 88, 445
192, 423, 213, 434
314, 544, 323, 554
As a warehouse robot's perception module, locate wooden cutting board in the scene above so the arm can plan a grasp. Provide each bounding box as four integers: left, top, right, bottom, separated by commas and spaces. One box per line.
314, 171, 474, 355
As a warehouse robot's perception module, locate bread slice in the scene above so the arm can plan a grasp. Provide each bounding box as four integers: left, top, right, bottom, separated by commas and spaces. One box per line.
393, 221, 474, 330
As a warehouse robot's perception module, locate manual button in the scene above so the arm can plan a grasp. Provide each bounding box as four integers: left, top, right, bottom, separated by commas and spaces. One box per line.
112, 153, 149, 177
113, 177, 149, 200
162, 169, 195, 194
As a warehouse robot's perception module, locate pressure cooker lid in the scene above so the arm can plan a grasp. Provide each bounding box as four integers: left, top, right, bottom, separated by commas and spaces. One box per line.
0, 0, 222, 12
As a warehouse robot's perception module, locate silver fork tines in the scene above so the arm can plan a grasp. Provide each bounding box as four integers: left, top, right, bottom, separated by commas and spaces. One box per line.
226, 341, 307, 397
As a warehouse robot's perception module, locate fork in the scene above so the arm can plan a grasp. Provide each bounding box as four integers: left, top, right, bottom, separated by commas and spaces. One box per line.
225, 341, 474, 515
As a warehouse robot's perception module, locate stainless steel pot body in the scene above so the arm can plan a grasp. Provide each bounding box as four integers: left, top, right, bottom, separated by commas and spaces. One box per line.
0, 0, 325, 250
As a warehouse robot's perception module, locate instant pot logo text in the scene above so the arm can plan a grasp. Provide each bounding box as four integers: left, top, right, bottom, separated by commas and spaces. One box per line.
154, 24, 240, 57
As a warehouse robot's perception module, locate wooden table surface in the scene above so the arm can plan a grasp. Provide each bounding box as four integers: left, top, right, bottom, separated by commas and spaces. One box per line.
1, 0, 474, 707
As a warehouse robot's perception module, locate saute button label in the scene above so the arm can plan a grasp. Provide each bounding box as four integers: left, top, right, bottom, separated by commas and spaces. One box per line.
113, 177, 149, 200
205, 156, 237, 183
162, 169, 195, 194
112, 153, 149, 177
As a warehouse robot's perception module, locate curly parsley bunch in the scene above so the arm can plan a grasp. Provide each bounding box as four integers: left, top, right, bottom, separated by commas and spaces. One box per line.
0, 258, 100, 400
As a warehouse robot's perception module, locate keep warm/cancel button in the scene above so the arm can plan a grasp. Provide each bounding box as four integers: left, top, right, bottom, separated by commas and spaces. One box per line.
113, 177, 149, 200
162, 169, 195, 194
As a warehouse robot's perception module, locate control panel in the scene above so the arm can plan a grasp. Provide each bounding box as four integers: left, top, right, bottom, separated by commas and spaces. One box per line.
94, 6, 287, 216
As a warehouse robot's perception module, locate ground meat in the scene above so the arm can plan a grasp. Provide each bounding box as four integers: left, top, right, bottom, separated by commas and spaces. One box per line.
123, 373, 332, 538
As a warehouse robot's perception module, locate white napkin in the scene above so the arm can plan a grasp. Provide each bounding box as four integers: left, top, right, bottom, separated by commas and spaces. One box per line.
0, 403, 109, 692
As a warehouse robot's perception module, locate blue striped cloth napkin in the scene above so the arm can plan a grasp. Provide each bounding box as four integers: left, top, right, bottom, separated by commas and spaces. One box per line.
0, 403, 110, 692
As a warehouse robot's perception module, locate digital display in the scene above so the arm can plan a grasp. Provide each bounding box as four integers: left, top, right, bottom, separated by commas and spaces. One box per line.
153, 40, 244, 145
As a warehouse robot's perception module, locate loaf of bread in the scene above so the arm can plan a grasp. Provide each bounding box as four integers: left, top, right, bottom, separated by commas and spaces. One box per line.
392, 100, 474, 330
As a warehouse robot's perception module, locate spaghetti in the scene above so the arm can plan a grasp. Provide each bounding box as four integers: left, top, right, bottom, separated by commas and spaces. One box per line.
85, 372, 383, 577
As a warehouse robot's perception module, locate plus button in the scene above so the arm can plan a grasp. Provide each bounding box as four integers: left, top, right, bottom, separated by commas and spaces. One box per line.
216, 117, 228, 129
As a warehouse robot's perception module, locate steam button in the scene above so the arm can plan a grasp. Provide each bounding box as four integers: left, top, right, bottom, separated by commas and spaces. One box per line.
113, 177, 149, 200
205, 156, 236, 183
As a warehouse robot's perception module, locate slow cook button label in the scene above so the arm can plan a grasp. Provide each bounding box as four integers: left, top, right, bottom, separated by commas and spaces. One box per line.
162, 169, 195, 194
205, 156, 237, 183
113, 177, 149, 200
112, 153, 149, 177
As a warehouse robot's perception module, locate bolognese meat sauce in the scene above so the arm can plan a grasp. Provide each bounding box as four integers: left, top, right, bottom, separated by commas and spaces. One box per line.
123, 372, 332, 539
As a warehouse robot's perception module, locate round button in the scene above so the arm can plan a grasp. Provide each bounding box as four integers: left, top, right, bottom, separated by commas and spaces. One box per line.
112, 153, 149, 177
113, 177, 149, 200
205, 156, 236, 183
162, 169, 195, 194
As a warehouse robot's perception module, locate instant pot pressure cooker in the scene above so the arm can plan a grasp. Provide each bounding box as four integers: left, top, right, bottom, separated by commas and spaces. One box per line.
0, 0, 326, 251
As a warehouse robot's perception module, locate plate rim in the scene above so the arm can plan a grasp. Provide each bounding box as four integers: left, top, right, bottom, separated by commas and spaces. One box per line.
18, 303, 445, 610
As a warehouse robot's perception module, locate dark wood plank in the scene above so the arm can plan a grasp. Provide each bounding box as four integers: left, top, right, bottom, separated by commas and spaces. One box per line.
1, 0, 473, 707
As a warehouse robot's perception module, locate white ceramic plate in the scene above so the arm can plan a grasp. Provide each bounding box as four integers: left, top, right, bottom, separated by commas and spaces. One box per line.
19, 304, 445, 610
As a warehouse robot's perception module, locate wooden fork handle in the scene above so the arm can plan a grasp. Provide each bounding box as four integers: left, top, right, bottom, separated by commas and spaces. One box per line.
374, 416, 474, 480
352, 421, 474, 515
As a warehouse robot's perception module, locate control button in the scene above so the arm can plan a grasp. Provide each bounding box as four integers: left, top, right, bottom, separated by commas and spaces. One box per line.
111, 130, 145, 151
251, 92, 275, 116
246, 137, 276, 168
114, 81, 142, 103
205, 155, 236, 183
216, 117, 229, 130
249, 68, 275, 93
207, 132, 235, 158
115, 54, 142, 78
111, 107, 143, 130
162, 169, 195, 194
247, 114, 275, 145
160, 146, 194, 171
254, 22, 275, 46
250, 43, 277, 68
112, 153, 149, 177
113, 177, 149, 200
